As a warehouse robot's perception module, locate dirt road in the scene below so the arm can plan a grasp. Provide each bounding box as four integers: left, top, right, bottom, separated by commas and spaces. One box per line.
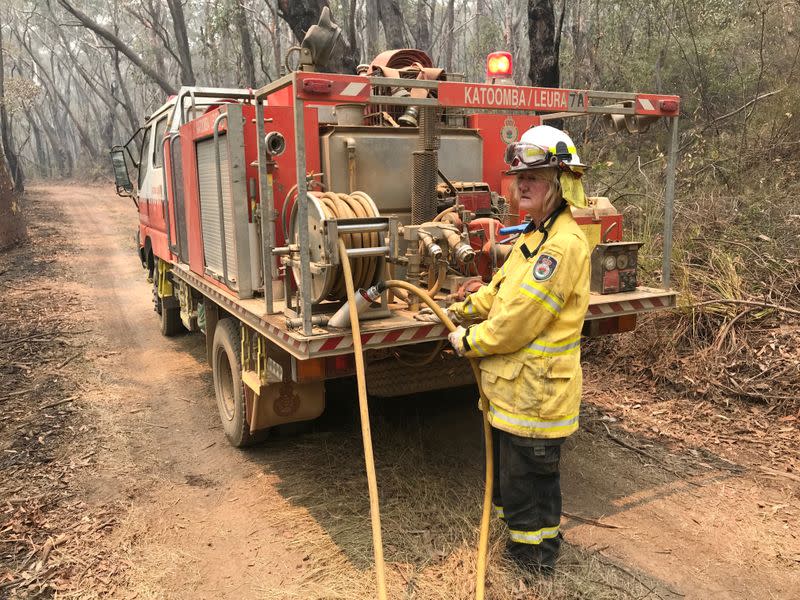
2, 184, 798, 599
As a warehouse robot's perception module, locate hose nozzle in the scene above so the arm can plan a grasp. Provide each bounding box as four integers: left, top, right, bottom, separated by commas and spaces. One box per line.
328, 284, 382, 328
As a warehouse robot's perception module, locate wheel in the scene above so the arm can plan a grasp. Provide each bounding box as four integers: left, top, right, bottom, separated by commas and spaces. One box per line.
159, 301, 183, 336
152, 274, 183, 336
211, 318, 268, 447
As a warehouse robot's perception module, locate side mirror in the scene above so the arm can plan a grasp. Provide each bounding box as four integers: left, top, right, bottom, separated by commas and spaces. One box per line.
110, 146, 134, 197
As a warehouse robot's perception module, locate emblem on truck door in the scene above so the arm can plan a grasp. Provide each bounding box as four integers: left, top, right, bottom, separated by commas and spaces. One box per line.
501, 117, 518, 144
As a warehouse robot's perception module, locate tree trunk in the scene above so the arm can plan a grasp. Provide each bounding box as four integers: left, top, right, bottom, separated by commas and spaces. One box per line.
414, 0, 430, 53
365, 0, 379, 60
507, 0, 529, 85
233, 0, 256, 85
377, 0, 406, 49
342, 0, 359, 65
527, 0, 559, 87
272, 0, 283, 79
166, 0, 196, 86
277, 0, 358, 73
25, 108, 48, 178
277, 0, 325, 43
0, 138, 25, 249
444, 0, 455, 71
33, 102, 70, 178
0, 21, 23, 193
112, 51, 139, 135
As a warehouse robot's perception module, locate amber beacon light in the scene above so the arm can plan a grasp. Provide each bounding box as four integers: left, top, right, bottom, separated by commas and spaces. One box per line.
486, 51, 513, 81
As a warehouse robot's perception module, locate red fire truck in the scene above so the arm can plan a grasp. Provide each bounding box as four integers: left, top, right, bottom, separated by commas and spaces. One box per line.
111, 48, 680, 448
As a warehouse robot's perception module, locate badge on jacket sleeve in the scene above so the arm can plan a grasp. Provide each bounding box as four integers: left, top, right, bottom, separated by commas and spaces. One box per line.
533, 254, 558, 281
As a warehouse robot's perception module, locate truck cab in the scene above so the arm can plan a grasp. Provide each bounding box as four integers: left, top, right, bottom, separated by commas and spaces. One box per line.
112, 88, 254, 278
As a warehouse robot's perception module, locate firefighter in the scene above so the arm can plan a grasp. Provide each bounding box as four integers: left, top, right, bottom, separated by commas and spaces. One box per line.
450, 125, 591, 575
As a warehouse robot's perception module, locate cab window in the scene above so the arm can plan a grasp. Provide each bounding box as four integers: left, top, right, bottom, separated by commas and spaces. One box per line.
153, 117, 168, 168
137, 125, 152, 188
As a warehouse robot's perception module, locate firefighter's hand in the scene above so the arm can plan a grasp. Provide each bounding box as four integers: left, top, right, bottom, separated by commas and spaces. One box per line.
414, 307, 461, 325
414, 307, 441, 323
448, 326, 467, 356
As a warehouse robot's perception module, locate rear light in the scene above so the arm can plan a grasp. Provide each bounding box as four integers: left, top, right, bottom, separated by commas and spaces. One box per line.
302, 78, 332, 94
292, 357, 326, 382
326, 354, 355, 378
659, 99, 679, 113
617, 314, 637, 332
583, 314, 637, 337
486, 52, 513, 79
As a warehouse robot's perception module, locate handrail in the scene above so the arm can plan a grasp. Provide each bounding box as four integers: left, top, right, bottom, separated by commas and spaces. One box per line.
212, 112, 232, 289
162, 132, 182, 256
168, 133, 182, 255
255, 97, 277, 315
160, 135, 173, 254
168, 86, 256, 133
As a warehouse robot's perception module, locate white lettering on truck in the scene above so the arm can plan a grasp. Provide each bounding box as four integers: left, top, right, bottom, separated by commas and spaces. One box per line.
462, 85, 568, 110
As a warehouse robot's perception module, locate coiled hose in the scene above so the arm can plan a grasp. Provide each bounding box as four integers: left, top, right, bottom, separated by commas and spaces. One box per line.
339, 237, 492, 600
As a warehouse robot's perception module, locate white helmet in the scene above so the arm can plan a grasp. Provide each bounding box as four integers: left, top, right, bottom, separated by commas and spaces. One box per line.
504, 125, 586, 175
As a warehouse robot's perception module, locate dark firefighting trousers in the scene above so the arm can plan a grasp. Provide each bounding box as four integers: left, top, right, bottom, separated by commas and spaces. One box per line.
491, 427, 563, 571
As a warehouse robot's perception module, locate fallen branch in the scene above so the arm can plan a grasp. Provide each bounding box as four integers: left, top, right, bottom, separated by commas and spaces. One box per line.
562, 511, 622, 529
1, 387, 36, 400
41, 395, 78, 410
759, 467, 800, 484
600, 424, 702, 487
36, 534, 69, 570
602, 423, 662, 463
0, 281, 53, 292
686, 299, 800, 317
712, 308, 754, 352
57, 352, 82, 369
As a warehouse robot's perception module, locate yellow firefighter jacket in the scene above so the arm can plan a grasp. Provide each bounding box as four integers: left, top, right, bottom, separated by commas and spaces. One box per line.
449, 209, 590, 439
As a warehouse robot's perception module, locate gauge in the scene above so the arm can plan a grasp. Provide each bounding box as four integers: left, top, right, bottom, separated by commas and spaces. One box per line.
616, 254, 629, 270
603, 255, 617, 271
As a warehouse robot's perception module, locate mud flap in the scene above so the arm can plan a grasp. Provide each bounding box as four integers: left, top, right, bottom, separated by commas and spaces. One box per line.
244, 378, 325, 431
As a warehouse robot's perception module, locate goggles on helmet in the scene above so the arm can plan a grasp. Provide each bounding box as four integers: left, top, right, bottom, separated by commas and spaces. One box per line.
504, 141, 577, 169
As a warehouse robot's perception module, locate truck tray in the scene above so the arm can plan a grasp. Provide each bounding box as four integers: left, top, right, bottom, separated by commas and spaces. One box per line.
171, 264, 676, 360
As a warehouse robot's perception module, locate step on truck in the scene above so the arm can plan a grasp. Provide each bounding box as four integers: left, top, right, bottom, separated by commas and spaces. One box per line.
110, 46, 680, 447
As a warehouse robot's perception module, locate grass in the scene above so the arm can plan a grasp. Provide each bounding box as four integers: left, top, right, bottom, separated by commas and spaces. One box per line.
250, 391, 674, 600
582, 123, 800, 412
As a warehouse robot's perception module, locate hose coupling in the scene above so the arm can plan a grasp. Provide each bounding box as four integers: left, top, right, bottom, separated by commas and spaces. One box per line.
454, 241, 475, 264
418, 230, 443, 261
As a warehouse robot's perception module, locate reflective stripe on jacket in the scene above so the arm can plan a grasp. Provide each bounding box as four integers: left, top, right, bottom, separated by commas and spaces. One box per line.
449, 210, 590, 439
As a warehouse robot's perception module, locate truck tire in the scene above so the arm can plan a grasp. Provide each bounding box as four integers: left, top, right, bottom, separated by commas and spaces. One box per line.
212, 318, 268, 447
153, 277, 183, 336
159, 302, 183, 336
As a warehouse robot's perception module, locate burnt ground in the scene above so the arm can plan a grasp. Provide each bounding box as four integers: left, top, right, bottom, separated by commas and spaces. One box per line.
0, 183, 798, 599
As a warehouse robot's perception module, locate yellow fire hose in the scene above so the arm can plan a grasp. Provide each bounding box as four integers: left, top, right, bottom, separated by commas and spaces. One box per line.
338, 240, 493, 600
